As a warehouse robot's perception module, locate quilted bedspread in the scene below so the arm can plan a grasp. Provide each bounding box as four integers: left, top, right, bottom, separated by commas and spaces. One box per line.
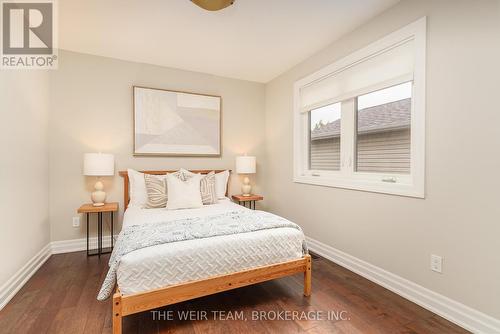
97, 210, 306, 300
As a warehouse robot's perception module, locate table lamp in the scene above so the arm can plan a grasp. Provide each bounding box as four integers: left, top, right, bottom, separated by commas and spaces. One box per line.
236, 155, 256, 197
83, 153, 115, 206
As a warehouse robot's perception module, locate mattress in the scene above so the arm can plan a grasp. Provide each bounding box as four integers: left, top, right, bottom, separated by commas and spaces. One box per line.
117, 199, 305, 296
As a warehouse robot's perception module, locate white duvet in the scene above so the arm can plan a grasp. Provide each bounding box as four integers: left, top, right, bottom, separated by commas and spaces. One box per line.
117, 199, 305, 296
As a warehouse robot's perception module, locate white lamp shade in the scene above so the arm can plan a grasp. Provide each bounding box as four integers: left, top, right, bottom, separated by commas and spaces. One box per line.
83, 153, 115, 176
236, 156, 256, 174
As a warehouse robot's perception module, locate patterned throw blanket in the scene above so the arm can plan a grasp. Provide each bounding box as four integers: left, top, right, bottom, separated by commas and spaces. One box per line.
97, 210, 307, 300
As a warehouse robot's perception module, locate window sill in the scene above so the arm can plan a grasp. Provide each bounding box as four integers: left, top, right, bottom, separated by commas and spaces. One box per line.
293, 174, 424, 198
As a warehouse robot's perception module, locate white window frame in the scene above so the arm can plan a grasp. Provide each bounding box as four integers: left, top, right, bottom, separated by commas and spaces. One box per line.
293, 17, 426, 198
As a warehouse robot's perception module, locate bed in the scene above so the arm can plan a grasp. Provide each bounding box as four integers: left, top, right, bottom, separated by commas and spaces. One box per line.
110, 170, 311, 334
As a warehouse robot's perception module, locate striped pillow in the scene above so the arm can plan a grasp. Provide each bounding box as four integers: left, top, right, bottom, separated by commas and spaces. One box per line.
200, 172, 217, 205
144, 174, 167, 208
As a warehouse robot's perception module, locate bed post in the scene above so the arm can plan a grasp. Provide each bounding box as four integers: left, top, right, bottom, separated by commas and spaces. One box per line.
120, 171, 130, 210
113, 289, 123, 334
304, 254, 312, 297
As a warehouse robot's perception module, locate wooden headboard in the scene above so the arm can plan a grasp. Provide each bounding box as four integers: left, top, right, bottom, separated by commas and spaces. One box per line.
119, 170, 231, 210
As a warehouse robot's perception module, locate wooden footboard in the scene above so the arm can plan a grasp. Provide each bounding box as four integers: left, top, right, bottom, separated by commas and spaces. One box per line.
112, 254, 312, 334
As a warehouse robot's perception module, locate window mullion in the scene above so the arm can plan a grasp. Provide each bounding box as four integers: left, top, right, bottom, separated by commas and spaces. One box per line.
340, 99, 355, 177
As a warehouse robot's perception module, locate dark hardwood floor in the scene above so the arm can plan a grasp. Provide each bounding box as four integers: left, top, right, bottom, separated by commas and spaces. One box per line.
0, 251, 469, 334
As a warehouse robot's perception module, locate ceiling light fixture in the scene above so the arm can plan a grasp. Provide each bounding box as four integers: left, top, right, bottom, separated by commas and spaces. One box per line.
191, 0, 234, 11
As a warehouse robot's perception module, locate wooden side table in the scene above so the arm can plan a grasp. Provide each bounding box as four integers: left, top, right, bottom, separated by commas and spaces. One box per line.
77, 202, 118, 256
231, 195, 263, 210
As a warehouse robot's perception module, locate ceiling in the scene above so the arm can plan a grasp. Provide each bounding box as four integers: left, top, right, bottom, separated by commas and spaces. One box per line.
59, 0, 400, 83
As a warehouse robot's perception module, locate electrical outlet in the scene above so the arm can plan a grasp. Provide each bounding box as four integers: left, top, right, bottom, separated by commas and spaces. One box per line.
72, 216, 80, 228
430, 254, 443, 273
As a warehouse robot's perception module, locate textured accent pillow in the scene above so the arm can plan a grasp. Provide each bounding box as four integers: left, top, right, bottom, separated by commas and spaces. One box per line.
178, 168, 194, 181
144, 174, 167, 208
200, 172, 218, 205
166, 173, 203, 210
171, 170, 186, 181
127, 169, 148, 208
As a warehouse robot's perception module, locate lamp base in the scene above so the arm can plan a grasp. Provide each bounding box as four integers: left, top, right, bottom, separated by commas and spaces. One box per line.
241, 176, 252, 196
91, 180, 107, 207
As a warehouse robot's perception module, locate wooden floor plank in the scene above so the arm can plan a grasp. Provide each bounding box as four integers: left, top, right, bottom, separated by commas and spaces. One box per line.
0, 251, 470, 334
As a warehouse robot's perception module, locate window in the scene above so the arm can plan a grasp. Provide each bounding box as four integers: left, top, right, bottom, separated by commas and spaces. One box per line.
309, 103, 341, 170
293, 18, 426, 197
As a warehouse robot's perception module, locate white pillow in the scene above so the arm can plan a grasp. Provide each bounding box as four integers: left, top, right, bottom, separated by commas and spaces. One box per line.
127, 169, 148, 208
166, 173, 203, 210
214, 170, 230, 199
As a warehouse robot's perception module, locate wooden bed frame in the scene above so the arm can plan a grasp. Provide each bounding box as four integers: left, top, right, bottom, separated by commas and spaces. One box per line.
113, 170, 312, 334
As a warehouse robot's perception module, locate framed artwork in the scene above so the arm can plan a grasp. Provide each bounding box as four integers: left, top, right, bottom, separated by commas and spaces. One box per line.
133, 86, 222, 156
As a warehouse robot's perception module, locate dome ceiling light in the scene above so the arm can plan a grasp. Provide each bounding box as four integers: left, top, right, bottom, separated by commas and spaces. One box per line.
191, 0, 235, 11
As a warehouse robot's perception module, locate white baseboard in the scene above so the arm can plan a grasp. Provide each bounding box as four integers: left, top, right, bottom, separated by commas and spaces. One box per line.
0, 236, 117, 311
0, 244, 52, 310
306, 236, 500, 334
51, 236, 116, 254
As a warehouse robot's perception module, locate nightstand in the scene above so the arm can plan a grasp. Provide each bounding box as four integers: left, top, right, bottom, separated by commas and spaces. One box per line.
231, 195, 263, 210
77, 202, 118, 256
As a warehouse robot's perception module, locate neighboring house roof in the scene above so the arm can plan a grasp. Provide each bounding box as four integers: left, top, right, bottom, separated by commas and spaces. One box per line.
311, 98, 411, 140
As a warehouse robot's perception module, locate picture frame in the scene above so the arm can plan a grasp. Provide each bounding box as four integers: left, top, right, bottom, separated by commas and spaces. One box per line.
133, 86, 222, 157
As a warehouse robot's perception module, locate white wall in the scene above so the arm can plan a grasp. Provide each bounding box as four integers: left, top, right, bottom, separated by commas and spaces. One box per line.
49, 50, 266, 242
264, 0, 500, 320
0, 71, 50, 288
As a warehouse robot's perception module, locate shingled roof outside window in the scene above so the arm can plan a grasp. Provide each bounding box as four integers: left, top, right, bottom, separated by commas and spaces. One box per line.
311, 98, 411, 140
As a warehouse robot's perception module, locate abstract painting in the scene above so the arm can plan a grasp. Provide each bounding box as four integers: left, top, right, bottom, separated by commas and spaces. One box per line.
133, 86, 221, 156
